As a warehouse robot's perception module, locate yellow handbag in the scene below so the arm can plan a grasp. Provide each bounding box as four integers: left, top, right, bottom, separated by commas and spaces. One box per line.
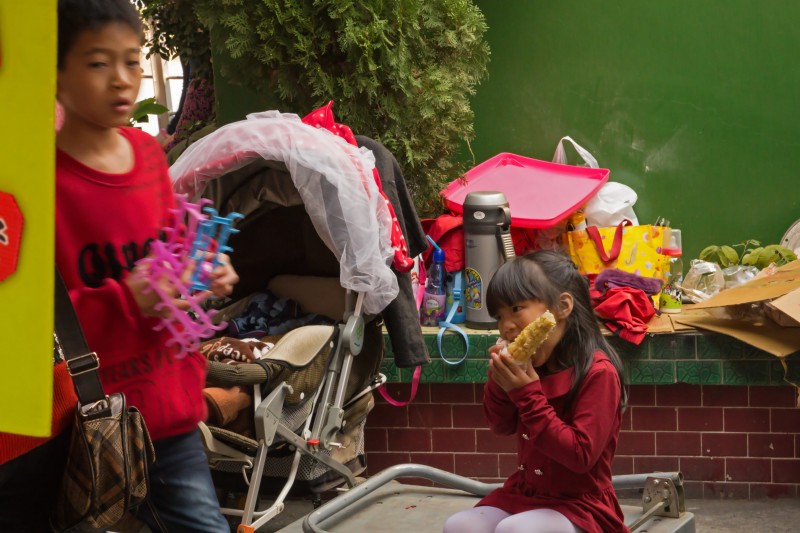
564, 220, 667, 280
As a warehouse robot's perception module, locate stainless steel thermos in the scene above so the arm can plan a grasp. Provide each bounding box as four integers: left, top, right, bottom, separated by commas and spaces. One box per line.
463, 191, 516, 329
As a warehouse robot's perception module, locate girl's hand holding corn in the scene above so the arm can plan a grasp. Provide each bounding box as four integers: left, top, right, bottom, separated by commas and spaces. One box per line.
489, 344, 539, 392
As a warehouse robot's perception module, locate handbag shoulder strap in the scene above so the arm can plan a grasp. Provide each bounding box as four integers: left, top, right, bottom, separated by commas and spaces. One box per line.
585, 219, 632, 262
55, 269, 108, 410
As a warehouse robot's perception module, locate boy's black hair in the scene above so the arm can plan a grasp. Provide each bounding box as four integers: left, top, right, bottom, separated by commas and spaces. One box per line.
487, 250, 628, 410
58, 0, 143, 69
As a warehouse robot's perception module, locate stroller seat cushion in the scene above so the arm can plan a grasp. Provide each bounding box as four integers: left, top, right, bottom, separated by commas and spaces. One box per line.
204, 325, 334, 382
205, 325, 335, 412
262, 324, 335, 368
268, 275, 346, 321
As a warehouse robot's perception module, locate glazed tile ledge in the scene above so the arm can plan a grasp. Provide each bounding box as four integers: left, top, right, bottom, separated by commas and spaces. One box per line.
381, 329, 800, 386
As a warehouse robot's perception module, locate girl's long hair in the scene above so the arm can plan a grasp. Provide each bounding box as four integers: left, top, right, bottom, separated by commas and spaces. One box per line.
486, 250, 627, 410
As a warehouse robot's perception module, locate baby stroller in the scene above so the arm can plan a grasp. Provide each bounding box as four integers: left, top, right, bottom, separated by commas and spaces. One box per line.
170, 110, 429, 532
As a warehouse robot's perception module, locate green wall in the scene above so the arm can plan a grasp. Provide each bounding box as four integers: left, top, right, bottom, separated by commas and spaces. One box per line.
211, 1, 800, 260
471, 0, 800, 259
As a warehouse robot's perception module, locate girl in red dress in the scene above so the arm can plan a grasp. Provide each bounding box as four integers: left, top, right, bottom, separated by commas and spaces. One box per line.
443, 251, 629, 533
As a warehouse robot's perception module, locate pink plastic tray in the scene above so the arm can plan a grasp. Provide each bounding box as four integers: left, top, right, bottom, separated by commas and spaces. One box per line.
441, 152, 609, 228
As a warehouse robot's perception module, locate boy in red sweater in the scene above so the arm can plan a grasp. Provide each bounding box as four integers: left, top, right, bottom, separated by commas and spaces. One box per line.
6, 1, 237, 531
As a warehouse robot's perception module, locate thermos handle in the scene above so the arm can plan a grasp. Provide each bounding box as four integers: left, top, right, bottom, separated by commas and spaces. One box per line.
497, 206, 516, 261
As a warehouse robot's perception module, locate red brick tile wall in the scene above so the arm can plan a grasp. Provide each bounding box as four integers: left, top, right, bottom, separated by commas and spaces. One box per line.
365, 383, 800, 499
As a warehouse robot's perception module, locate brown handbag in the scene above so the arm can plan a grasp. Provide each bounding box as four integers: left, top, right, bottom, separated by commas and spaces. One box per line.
51, 271, 155, 531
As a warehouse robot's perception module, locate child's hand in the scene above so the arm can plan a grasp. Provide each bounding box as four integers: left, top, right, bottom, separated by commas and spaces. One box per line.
488, 348, 539, 393
126, 262, 195, 318
207, 253, 239, 298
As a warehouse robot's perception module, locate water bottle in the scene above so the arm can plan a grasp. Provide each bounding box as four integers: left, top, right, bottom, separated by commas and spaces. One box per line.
660, 229, 683, 313
420, 248, 446, 326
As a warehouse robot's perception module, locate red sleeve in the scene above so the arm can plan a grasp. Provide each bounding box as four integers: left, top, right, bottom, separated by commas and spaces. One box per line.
508, 361, 621, 473
483, 377, 519, 436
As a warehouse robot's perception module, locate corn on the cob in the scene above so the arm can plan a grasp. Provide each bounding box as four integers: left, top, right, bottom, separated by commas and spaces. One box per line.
507, 311, 557, 362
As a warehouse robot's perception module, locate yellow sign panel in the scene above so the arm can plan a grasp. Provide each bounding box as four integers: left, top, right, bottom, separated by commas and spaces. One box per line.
0, 2, 56, 436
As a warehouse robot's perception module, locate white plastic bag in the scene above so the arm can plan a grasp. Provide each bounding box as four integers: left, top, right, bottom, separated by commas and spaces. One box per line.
534, 136, 600, 250
682, 259, 725, 303
584, 182, 639, 227
552, 136, 639, 227
552, 135, 599, 168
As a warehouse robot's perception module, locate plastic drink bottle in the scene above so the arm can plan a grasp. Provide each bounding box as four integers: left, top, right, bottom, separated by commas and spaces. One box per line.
420, 248, 446, 326
660, 229, 683, 313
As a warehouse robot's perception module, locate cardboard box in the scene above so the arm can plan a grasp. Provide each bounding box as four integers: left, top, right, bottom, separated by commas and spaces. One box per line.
764, 296, 800, 327
673, 260, 800, 356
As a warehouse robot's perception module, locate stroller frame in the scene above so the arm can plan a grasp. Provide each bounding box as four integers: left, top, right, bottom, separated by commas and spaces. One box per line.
200, 291, 386, 532
170, 111, 424, 532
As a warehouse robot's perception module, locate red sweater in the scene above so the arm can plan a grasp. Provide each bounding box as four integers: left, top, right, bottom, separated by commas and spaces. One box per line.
478, 352, 628, 533
52, 127, 207, 442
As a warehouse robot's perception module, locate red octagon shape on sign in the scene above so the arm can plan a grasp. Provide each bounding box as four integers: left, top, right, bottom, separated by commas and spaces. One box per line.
0, 191, 23, 282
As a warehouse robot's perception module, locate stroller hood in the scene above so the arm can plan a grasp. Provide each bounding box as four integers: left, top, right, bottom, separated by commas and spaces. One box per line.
170, 111, 398, 315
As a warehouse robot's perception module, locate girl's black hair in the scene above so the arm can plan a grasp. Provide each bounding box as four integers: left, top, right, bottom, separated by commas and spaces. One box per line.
58, 0, 143, 69
486, 250, 628, 410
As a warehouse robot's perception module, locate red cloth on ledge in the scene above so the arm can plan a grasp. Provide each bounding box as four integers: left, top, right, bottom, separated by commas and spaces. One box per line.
593, 287, 655, 345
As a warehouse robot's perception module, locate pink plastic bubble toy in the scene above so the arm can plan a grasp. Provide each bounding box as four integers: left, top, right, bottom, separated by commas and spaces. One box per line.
135, 195, 242, 357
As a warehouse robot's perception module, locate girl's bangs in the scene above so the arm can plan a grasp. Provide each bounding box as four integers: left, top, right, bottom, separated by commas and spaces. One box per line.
486, 259, 556, 315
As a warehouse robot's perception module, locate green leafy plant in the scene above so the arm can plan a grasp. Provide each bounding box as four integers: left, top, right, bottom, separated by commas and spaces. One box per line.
699, 239, 796, 269
193, 0, 490, 216
130, 97, 169, 126
134, 0, 212, 82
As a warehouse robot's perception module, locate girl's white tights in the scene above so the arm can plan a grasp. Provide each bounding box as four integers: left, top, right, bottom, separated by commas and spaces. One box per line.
442, 506, 584, 533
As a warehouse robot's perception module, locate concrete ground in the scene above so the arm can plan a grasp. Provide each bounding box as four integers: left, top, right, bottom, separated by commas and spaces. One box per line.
115, 483, 800, 532
652, 498, 799, 532
253, 485, 799, 532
